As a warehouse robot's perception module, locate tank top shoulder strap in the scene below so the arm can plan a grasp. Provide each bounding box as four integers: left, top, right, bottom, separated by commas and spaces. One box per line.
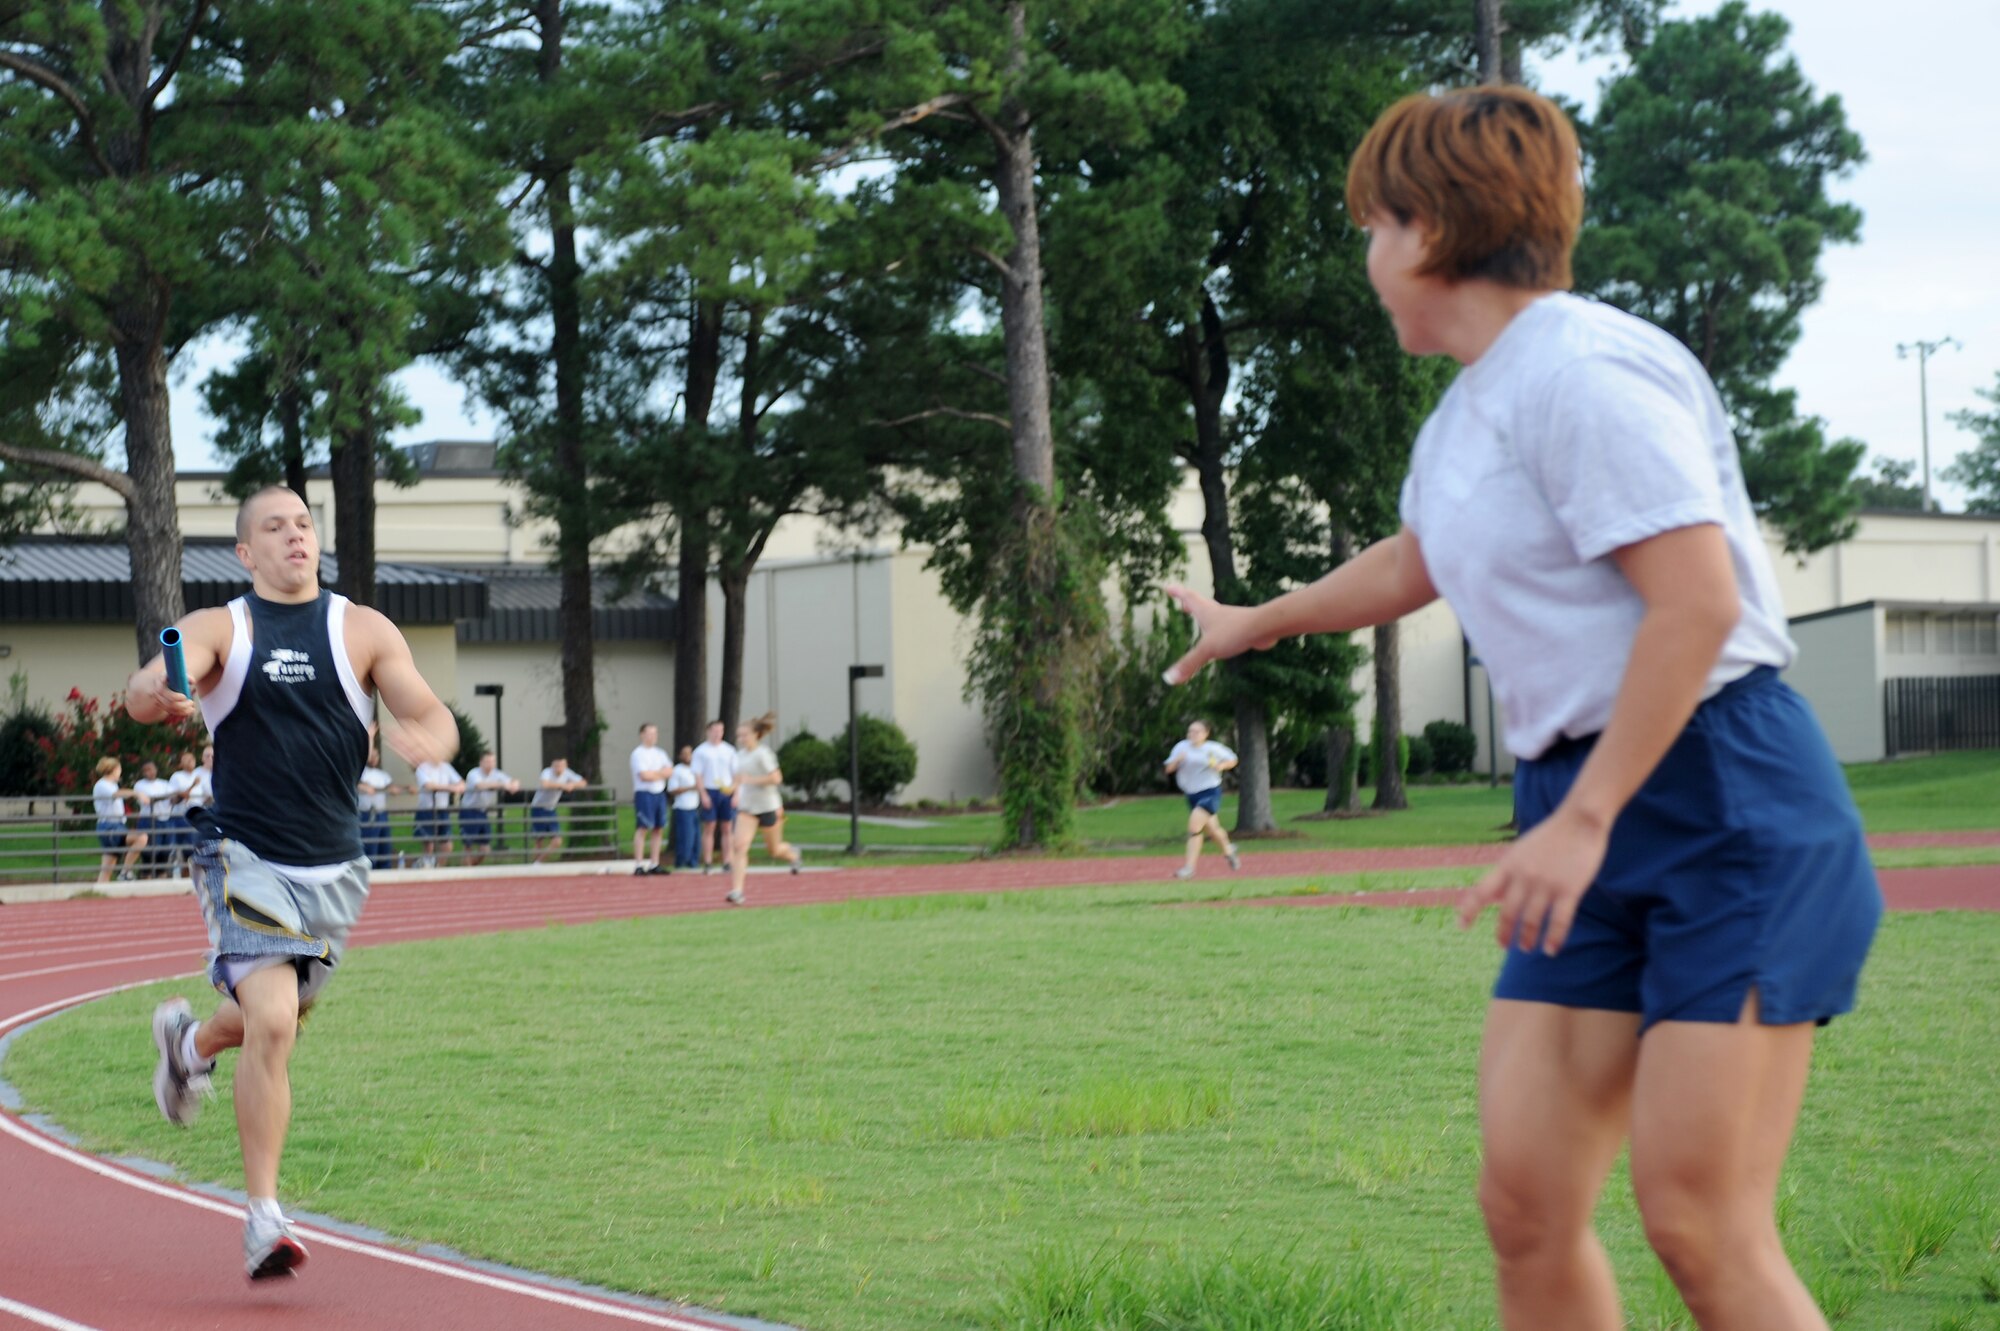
324, 593, 375, 734
197, 597, 254, 732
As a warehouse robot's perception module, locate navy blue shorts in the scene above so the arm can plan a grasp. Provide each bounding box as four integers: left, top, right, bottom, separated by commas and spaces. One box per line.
634, 790, 667, 829
416, 808, 449, 841
96, 819, 129, 850
531, 807, 560, 838
701, 790, 735, 824
1498, 668, 1882, 1033
458, 810, 491, 845
1184, 787, 1223, 817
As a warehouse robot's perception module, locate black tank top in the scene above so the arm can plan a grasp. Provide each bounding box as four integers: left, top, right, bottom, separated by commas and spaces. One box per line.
202, 591, 370, 865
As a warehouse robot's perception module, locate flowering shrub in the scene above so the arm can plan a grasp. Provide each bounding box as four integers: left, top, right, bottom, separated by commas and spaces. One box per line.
34, 688, 209, 797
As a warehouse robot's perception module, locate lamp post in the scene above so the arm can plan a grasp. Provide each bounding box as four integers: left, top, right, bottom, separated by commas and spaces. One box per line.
1897, 336, 1961, 512
847, 664, 884, 855
472, 683, 504, 769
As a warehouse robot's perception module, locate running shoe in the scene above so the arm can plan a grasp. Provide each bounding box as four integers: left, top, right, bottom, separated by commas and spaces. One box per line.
725, 888, 745, 905
1226, 849, 1242, 872
1173, 865, 1195, 880
244, 1208, 309, 1281
151, 998, 210, 1127
790, 852, 802, 876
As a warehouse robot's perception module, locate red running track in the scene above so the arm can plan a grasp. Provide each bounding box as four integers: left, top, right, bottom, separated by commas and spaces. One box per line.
3, 850, 1997, 1330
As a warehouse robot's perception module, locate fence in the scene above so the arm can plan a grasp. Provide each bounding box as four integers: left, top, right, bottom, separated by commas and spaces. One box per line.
0, 786, 622, 888
1883, 674, 2000, 757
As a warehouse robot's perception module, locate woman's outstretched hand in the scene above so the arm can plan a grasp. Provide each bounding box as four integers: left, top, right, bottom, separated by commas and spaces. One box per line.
1160, 583, 1281, 686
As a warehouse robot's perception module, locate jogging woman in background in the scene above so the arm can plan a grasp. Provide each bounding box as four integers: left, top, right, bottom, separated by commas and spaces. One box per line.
727, 713, 801, 905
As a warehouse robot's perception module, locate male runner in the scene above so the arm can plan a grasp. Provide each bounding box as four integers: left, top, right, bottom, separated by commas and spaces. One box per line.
129, 484, 458, 1280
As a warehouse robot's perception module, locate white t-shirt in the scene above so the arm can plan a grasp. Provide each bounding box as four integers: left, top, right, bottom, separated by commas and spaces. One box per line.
462, 768, 512, 812
1398, 293, 1794, 760
667, 763, 701, 811
133, 777, 174, 818
167, 768, 209, 817
629, 745, 669, 795
737, 745, 782, 816
1166, 740, 1235, 794
415, 761, 462, 810
92, 777, 125, 822
534, 767, 584, 809
358, 766, 392, 814
690, 740, 737, 792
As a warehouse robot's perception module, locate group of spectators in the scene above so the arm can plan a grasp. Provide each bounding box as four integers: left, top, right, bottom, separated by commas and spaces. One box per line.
89, 747, 215, 885
629, 715, 800, 903
361, 743, 592, 870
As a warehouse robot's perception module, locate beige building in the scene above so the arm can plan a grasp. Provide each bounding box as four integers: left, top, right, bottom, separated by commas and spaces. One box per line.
10, 452, 1999, 797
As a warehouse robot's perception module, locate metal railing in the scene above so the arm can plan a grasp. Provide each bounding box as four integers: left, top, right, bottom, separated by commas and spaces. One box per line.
1884, 674, 2000, 757
0, 785, 623, 887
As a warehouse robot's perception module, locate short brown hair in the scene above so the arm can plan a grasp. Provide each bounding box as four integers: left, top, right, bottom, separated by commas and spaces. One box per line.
235, 484, 307, 543
1345, 86, 1582, 290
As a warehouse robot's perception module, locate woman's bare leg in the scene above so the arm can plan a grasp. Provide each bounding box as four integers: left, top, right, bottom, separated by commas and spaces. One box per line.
1480, 999, 1642, 1331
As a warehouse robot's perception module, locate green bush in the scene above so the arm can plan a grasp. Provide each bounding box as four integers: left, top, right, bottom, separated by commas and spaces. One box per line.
1083, 602, 1223, 797
0, 702, 56, 797
33, 688, 208, 799
837, 713, 919, 805
448, 705, 489, 771
1357, 733, 1411, 788
1423, 720, 1478, 775
777, 730, 841, 802
1406, 734, 1435, 777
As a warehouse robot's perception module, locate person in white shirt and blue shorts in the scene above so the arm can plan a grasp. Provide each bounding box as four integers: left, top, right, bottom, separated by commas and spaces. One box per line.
1164, 87, 1881, 1331
629, 722, 671, 875
1163, 721, 1241, 880
532, 757, 587, 862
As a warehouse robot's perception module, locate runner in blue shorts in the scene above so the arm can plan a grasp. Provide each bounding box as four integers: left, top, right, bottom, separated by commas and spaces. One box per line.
1164, 86, 1879, 1331
1162, 720, 1240, 880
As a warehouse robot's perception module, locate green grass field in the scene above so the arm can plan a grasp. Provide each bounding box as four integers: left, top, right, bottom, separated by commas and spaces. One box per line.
8, 879, 1996, 1330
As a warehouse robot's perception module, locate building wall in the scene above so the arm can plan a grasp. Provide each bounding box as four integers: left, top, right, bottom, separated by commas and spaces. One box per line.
1881, 608, 2000, 679
0, 624, 148, 719
1785, 607, 1885, 764
1772, 514, 2000, 614
449, 638, 674, 791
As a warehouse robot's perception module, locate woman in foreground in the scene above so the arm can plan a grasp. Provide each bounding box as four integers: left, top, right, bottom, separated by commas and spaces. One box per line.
1163, 86, 1880, 1330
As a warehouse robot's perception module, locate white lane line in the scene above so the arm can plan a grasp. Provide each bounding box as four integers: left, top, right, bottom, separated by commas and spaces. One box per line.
2, 976, 747, 1331
0, 1114, 731, 1330
0, 1292, 105, 1331
0, 951, 196, 985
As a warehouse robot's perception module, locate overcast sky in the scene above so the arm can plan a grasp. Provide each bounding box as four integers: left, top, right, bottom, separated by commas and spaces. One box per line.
168, 0, 2000, 508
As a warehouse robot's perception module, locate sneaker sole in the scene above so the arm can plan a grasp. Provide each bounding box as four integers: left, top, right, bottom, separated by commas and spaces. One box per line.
151, 1001, 194, 1127
248, 1235, 309, 1281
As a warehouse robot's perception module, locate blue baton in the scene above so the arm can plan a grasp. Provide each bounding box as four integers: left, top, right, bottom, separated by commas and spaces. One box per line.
159, 626, 189, 698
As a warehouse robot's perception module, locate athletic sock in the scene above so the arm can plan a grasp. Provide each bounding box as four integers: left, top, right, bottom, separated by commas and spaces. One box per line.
247, 1196, 283, 1225
180, 1023, 215, 1075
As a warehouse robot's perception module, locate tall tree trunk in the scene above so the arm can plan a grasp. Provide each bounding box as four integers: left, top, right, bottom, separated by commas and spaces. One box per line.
1323, 724, 1356, 812
539, 0, 600, 784
279, 384, 308, 499
112, 319, 186, 662
672, 298, 726, 750
1178, 294, 1277, 834
330, 420, 377, 607
673, 520, 710, 750
1372, 621, 1408, 811
1475, 0, 1506, 83
717, 562, 748, 736
988, 5, 1079, 849
1324, 524, 1358, 812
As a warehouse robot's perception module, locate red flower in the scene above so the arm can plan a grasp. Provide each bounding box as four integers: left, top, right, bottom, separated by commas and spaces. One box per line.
67, 687, 81, 701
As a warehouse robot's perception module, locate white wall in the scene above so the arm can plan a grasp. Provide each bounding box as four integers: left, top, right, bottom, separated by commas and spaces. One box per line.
1785, 607, 1884, 764
452, 638, 674, 791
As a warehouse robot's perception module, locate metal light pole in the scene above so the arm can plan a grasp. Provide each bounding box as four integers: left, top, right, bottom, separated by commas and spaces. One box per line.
473, 682, 504, 770
1897, 337, 1961, 512
847, 664, 884, 855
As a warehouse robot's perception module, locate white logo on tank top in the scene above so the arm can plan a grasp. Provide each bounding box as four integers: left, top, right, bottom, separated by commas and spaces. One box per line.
261, 647, 318, 684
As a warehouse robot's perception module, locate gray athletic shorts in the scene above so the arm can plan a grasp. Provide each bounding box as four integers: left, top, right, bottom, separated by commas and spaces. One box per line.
192, 835, 370, 1008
